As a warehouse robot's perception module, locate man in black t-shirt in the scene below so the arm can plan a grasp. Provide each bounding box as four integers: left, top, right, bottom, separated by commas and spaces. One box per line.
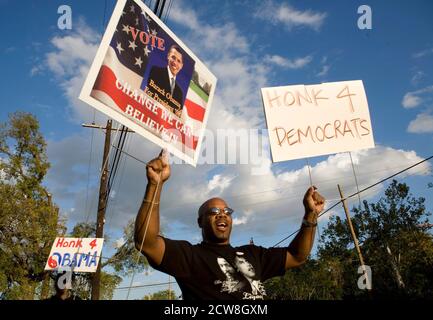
134, 150, 325, 300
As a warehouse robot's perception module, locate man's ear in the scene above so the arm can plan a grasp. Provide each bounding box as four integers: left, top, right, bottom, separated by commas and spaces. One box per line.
197, 215, 203, 228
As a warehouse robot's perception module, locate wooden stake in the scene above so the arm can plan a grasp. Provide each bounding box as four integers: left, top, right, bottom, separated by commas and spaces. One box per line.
337, 184, 371, 290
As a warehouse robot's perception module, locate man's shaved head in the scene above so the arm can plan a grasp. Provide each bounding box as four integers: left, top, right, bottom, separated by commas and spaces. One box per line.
198, 197, 228, 217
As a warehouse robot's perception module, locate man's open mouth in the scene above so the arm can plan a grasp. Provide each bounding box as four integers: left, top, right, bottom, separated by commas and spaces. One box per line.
216, 221, 228, 231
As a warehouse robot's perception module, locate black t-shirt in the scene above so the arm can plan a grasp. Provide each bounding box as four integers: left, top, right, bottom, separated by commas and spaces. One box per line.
152, 238, 287, 300
46, 293, 82, 301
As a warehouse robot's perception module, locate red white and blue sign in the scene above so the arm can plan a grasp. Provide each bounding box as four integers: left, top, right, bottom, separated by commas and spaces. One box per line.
44, 237, 104, 273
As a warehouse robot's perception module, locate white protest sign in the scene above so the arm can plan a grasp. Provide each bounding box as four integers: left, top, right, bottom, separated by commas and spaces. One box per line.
261, 80, 375, 162
79, 0, 217, 166
44, 237, 104, 273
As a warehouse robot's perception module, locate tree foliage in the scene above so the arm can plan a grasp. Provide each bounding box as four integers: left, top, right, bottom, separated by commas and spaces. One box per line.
265, 257, 344, 300
0, 112, 65, 299
143, 289, 178, 300
265, 180, 433, 299
0, 113, 151, 300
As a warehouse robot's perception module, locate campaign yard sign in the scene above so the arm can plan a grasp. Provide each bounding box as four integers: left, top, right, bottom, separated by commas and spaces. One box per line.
261, 80, 375, 162
44, 237, 104, 273
79, 0, 217, 166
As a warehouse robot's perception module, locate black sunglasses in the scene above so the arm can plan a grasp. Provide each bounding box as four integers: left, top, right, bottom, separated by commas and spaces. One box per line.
206, 207, 234, 216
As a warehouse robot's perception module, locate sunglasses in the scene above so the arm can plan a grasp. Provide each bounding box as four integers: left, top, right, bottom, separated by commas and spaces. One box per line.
206, 207, 234, 217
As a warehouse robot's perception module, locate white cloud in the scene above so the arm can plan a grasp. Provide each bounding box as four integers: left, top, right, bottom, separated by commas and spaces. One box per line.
317, 64, 330, 77
402, 93, 422, 108
413, 48, 433, 58
255, 1, 327, 31
315, 56, 331, 77
46, 37, 96, 77
168, 5, 200, 30
411, 71, 425, 86
264, 54, 313, 69
30, 65, 43, 76
232, 216, 248, 226
402, 85, 433, 109
208, 174, 236, 193
169, 5, 248, 54
42, 18, 102, 122
233, 209, 254, 226
46, 18, 99, 78
407, 112, 433, 133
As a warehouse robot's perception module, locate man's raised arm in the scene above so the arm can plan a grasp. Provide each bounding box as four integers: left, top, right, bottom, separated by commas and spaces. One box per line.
134, 150, 170, 266
285, 186, 325, 269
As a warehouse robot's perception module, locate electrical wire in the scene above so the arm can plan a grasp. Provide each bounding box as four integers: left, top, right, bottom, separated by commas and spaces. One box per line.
105, 133, 131, 236
108, 145, 431, 211
116, 281, 177, 290
84, 110, 96, 226
271, 155, 433, 247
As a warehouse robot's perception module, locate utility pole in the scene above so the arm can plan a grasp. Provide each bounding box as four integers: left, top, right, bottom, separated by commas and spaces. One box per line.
338, 184, 371, 291
40, 192, 54, 300
91, 120, 112, 300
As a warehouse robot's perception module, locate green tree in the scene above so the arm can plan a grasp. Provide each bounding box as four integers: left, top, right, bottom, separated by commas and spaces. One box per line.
265, 180, 433, 300
0, 112, 65, 300
319, 180, 433, 299
143, 289, 178, 300
265, 257, 344, 300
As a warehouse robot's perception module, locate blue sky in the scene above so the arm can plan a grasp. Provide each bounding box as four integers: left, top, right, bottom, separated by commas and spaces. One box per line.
1, 0, 433, 299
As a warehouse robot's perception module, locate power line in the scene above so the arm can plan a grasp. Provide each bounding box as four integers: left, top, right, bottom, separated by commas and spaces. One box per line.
84, 111, 96, 227
81, 122, 121, 226
163, 0, 173, 23
100, 144, 430, 250
273, 165, 431, 248
105, 134, 132, 236
107, 126, 127, 200
271, 154, 433, 248
115, 281, 177, 290
107, 144, 432, 209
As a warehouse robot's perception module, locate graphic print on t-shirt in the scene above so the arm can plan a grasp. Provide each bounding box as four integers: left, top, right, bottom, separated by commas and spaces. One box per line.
214, 252, 266, 300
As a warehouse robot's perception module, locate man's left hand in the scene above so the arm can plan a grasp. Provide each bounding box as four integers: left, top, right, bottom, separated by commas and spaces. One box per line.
303, 186, 325, 216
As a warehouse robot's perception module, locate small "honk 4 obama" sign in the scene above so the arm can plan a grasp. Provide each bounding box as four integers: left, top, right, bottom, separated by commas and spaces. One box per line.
44, 237, 104, 273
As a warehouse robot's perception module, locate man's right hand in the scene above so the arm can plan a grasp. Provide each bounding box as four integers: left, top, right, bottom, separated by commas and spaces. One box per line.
146, 149, 170, 185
